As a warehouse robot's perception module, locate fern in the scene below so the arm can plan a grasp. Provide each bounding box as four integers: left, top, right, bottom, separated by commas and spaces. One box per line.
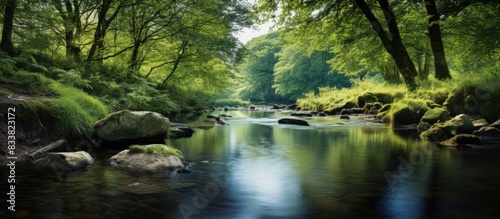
56, 68, 92, 90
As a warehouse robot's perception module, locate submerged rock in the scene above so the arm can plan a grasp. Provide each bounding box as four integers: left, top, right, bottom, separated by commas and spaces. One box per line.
278, 118, 310, 126
94, 110, 170, 143
108, 144, 185, 173
439, 134, 481, 146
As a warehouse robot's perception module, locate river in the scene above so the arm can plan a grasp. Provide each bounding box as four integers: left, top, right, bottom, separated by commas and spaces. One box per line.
3, 110, 500, 218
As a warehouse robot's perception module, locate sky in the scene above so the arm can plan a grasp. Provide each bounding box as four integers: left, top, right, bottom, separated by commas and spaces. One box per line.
234, 0, 275, 45
235, 21, 274, 45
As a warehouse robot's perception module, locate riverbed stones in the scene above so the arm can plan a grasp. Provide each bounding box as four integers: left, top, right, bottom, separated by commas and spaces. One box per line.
168, 123, 195, 138
420, 108, 451, 125
94, 110, 170, 143
490, 119, 500, 129
447, 114, 475, 134
473, 127, 500, 137
439, 134, 481, 146
36, 151, 93, 171
108, 144, 185, 173
278, 118, 310, 126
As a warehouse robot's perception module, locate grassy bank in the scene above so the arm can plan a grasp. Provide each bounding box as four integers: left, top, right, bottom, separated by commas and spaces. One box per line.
297, 73, 500, 124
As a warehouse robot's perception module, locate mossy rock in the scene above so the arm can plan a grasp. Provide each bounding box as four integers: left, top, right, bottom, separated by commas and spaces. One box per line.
420, 108, 451, 125
420, 114, 475, 141
379, 104, 391, 113
37, 151, 94, 171
109, 144, 185, 173
389, 99, 432, 125
94, 110, 170, 142
473, 127, 500, 137
420, 123, 455, 142
357, 93, 378, 108
490, 119, 500, 129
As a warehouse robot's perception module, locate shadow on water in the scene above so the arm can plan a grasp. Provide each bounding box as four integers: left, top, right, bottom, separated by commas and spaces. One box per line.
4, 110, 500, 218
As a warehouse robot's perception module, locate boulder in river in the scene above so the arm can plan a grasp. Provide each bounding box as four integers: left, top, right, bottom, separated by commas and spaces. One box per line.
447, 114, 475, 134
36, 151, 93, 172
420, 108, 451, 125
490, 119, 500, 129
108, 144, 185, 173
473, 127, 500, 137
278, 118, 310, 126
439, 134, 481, 147
291, 112, 313, 117
168, 123, 195, 138
94, 110, 169, 143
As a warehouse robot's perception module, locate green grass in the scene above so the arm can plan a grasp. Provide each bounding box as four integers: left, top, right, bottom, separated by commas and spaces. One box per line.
128, 144, 184, 158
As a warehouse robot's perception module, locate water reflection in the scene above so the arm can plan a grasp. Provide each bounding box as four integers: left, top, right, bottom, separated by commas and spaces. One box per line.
5, 110, 500, 218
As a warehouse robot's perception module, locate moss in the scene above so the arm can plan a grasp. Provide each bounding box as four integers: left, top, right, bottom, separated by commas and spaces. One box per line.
128, 144, 184, 159
386, 99, 434, 126
420, 107, 451, 125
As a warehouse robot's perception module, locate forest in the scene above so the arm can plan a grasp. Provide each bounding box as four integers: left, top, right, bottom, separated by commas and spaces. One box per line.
1, 0, 500, 136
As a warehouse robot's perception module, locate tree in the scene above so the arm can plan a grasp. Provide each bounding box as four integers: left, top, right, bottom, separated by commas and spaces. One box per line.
86, 0, 126, 63
238, 32, 284, 103
425, 0, 452, 80
274, 42, 351, 99
0, 0, 17, 56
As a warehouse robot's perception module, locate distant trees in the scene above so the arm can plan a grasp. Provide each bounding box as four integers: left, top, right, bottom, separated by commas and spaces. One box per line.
237, 32, 351, 102
253, 0, 499, 91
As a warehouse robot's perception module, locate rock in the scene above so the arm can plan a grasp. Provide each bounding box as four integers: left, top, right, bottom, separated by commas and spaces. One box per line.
448, 114, 475, 134
379, 104, 391, 113
439, 134, 481, 146
291, 112, 313, 117
318, 112, 327, 117
367, 108, 379, 115
340, 115, 350, 120
357, 93, 378, 108
490, 119, 500, 129
343, 101, 357, 109
417, 122, 432, 133
340, 109, 353, 115
472, 118, 490, 130
324, 105, 343, 115
287, 103, 298, 110
168, 123, 195, 138
351, 108, 365, 114
250, 105, 256, 110
206, 114, 219, 119
311, 111, 319, 115
392, 107, 428, 125
473, 127, 500, 137
108, 144, 185, 173
420, 108, 451, 125
36, 151, 93, 172
373, 102, 383, 110
94, 110, 170, 143
376, 111, 389, 123
278, 118, 310, 126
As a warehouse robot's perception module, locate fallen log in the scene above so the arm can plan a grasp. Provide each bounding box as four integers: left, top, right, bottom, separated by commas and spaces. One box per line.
27, 139, 67, 163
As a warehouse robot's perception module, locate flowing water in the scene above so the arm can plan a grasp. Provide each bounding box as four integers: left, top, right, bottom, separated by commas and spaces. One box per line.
3, 110, 500, 219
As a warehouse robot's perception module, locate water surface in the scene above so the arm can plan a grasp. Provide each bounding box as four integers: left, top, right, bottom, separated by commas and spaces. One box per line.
3, 110, 500, 218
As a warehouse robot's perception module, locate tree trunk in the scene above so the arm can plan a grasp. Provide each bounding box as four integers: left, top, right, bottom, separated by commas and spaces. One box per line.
354, 0, 418, 90
127, 42, 141, 78
0, 0, 17, 56
87, 0, 123, 62
425, 0, 452, 80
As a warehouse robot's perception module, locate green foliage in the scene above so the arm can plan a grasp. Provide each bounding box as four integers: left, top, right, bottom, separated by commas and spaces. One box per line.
128, 144, 184, 159
55, 69, 92, 90
237, 32, 285, 103
213, 98, 250, 107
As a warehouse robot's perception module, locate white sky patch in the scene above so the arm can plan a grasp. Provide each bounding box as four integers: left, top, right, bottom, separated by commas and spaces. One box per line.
234, 0, 277, 45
